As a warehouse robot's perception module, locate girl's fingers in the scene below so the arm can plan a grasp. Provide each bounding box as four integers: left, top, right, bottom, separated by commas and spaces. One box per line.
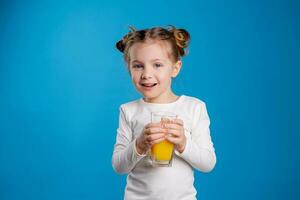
165, 135, 181, 145
144, 127, 167, 135
150, 137, 167, 145
165, 118, 184, 126
146, 133, 166, 142
163, 123, 182, 130
145, 119, 183, 129
165, 127, 186, 138
166, 129, 181, 137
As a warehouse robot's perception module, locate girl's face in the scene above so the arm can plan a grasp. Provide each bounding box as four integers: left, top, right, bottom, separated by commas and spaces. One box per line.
128, 40, 182, 103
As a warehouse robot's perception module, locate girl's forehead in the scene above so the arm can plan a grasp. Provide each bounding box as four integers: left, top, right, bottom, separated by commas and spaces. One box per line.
129, 40, 173, 62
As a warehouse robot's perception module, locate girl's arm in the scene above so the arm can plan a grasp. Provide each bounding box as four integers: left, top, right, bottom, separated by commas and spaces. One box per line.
112, 106, 146, 174
175, 101, 217, 172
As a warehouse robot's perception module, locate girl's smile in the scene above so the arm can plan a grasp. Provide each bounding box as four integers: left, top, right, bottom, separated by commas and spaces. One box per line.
139, 81, 158, 91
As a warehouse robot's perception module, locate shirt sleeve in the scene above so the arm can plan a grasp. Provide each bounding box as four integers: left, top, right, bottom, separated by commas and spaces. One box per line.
112, 106, 146, 174
175, 101, 217, 173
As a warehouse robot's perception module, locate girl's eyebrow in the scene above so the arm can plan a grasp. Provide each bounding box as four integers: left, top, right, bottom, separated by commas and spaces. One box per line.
131, 60, 142, 63
151, 59, 165, 62
131, 59, 165, 63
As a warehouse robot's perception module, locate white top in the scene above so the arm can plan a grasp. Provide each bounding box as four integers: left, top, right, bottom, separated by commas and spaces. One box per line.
112, 95, 217, 200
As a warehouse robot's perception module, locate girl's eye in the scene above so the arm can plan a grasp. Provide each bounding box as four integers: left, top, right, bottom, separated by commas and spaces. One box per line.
154, 63, 163, 68
132, 64, 143, 69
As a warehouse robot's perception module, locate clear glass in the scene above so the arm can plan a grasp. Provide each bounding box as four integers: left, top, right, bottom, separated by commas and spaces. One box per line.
150, 112, 177, 167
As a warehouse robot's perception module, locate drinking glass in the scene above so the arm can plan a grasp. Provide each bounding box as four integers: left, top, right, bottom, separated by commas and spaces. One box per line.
150, 112, 177, 167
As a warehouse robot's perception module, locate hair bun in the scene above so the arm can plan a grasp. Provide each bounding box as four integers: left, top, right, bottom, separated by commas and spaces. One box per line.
173, 29, 190, 49
167, 26, 190, 57
115, 26, 137, 53
116, 40, 125, 52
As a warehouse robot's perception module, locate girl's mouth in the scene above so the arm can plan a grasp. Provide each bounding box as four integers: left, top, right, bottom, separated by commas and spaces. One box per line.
140, 83, 158, 88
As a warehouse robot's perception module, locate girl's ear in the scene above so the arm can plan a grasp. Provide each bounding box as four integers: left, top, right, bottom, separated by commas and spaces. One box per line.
171, 60, 182, 78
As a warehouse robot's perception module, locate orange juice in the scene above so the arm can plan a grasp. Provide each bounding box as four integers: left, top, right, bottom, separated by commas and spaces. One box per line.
151, 140, 174, 161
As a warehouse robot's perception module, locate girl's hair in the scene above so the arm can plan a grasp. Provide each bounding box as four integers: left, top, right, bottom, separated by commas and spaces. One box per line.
116, 25, 190, 63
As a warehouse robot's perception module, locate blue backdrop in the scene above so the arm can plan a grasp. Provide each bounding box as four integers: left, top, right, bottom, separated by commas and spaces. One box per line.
1, 0, 299, 199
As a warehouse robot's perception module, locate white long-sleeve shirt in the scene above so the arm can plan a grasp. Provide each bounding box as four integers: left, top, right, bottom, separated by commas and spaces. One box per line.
112, 95, 216, 200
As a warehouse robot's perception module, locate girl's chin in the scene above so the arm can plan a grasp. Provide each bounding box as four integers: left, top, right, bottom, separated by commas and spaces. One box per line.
138, 88, 157, 96
140, 93, 159, 100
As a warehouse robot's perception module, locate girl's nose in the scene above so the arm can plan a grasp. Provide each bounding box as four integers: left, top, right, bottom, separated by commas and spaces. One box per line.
141, 74, 152, 79
141, 67, 153, 79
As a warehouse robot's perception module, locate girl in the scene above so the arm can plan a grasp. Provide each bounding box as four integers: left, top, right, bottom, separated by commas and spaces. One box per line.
112, 25, 216, 200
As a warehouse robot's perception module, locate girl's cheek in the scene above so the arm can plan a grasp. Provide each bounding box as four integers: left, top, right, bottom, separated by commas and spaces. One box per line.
131, 74, 140, 83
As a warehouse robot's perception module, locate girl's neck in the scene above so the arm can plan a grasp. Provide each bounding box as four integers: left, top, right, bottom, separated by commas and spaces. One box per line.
143, 91, 179, 104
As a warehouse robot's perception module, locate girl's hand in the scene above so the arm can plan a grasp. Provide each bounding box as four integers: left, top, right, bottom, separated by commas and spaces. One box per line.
136, 122, 167, 155
164, 119, 186, 153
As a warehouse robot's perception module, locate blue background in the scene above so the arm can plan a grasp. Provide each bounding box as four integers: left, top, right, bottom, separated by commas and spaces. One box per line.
0, 0, 299, 199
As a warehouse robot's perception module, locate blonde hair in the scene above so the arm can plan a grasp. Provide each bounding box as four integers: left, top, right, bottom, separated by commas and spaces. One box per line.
116, 25, 190, 63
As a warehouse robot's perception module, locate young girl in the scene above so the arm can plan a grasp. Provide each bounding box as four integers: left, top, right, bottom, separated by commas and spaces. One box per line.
112, 25, 216, 200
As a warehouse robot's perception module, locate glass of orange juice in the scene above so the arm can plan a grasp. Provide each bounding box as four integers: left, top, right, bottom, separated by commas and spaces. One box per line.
150, 112, 177, 167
